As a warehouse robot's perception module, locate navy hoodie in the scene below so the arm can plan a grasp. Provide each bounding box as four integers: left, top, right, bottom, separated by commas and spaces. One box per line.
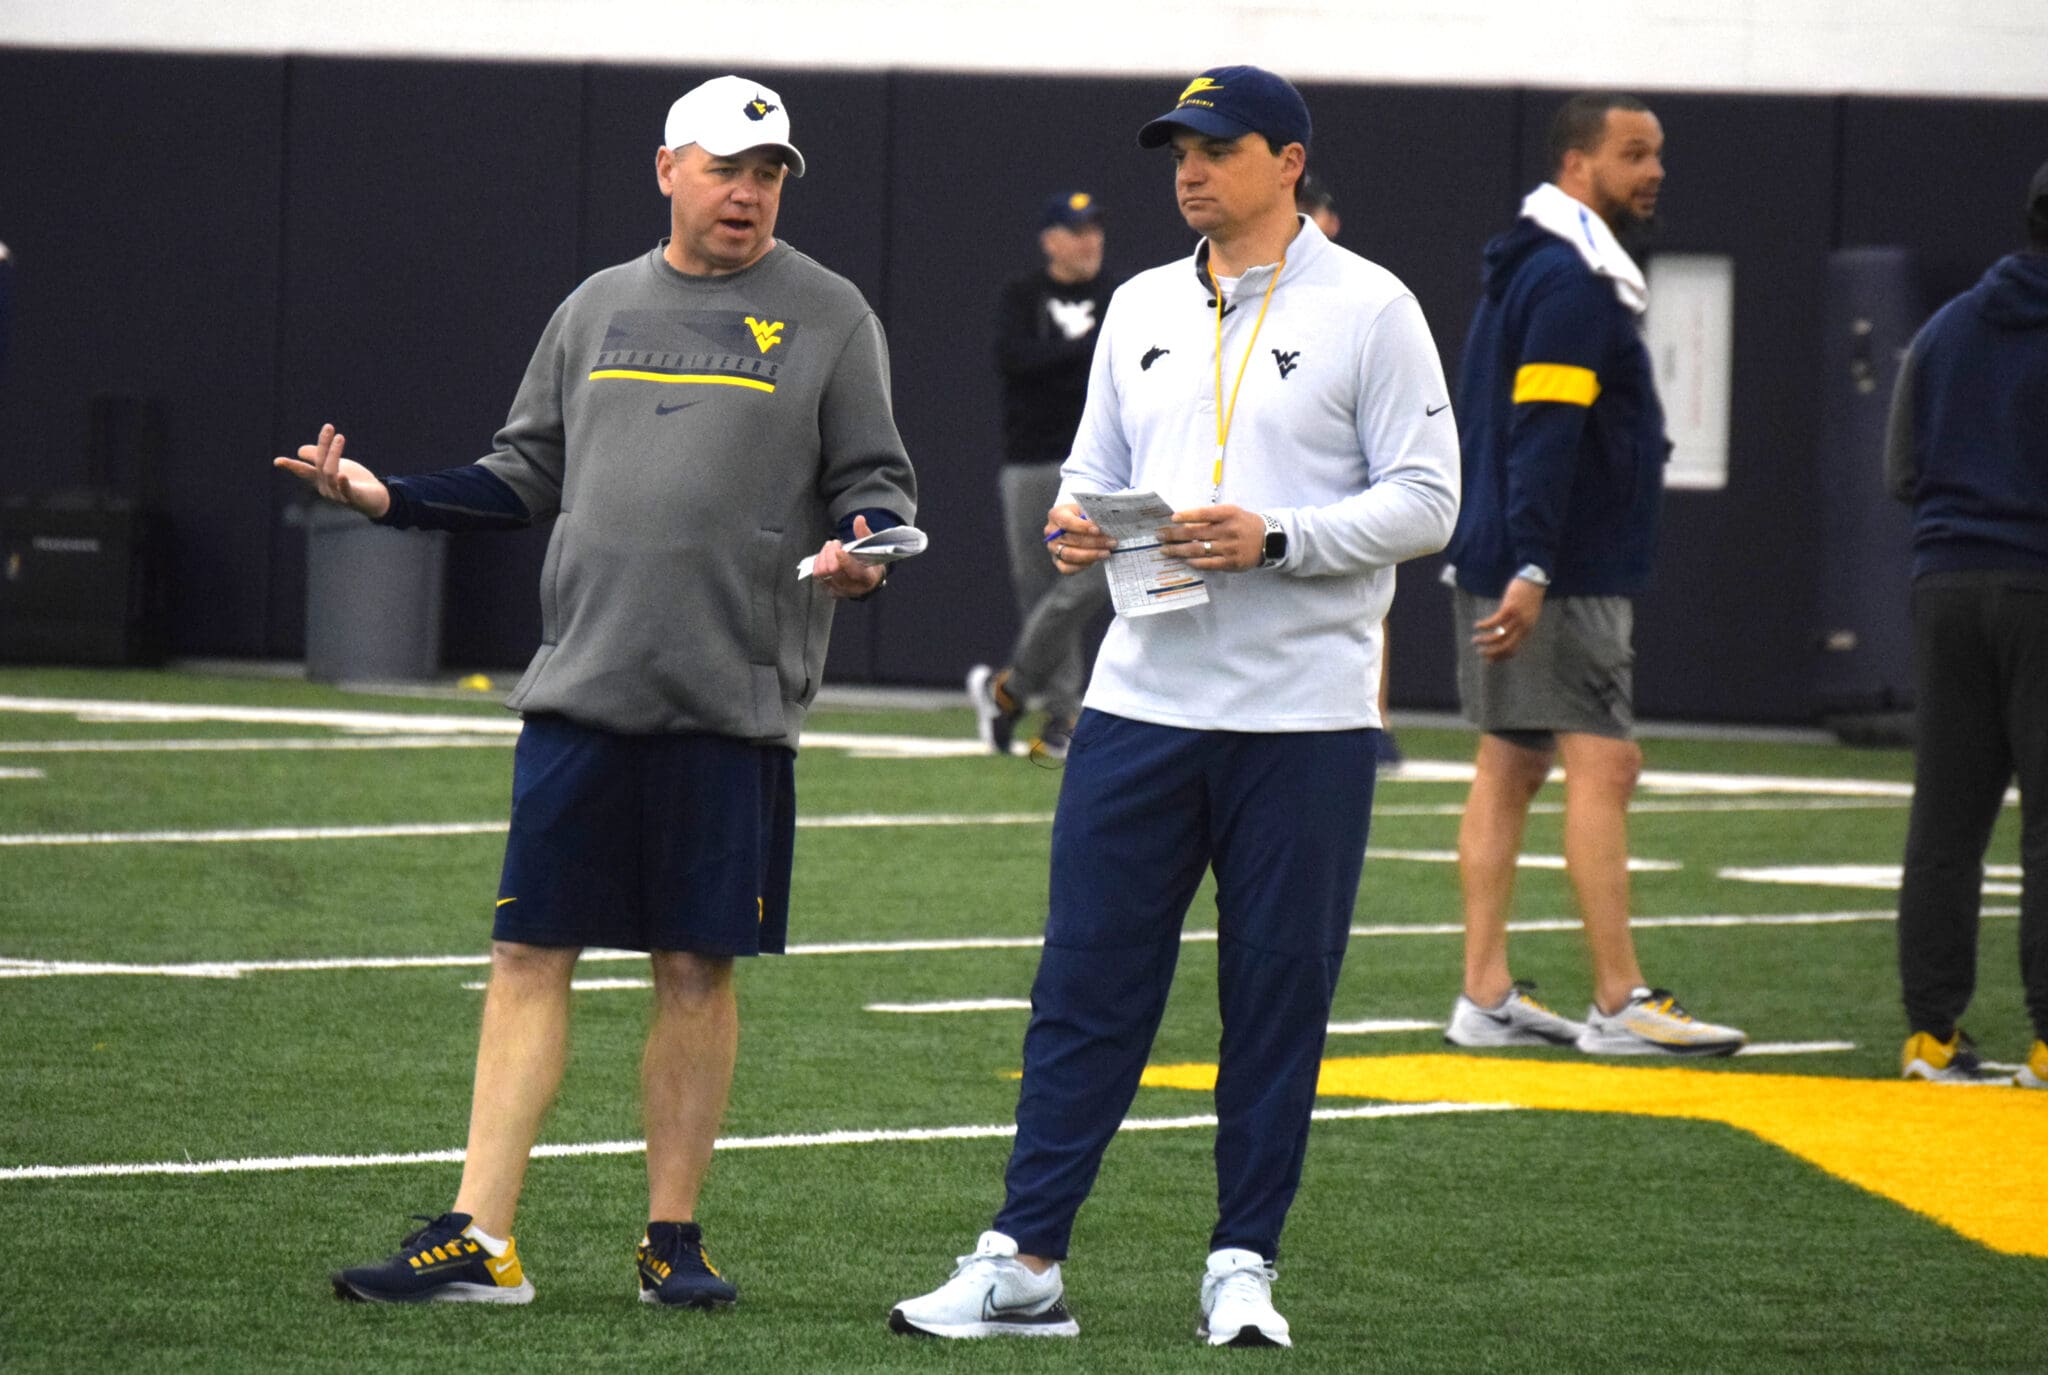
1884, 252, 2048, 578
1447, 216, 1668, 598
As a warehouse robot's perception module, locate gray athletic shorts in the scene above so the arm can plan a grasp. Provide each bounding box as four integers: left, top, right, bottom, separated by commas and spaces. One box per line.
1452, 588, 1635, 745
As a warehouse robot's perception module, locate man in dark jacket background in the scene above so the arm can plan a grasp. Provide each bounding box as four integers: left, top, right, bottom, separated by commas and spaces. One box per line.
968, 192, 1114, 763
1887, 158, 2048, 1089
1440, 92, 1746, 1058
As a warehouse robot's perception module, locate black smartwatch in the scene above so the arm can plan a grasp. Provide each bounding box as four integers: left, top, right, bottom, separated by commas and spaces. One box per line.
1259, 513, 1287, 569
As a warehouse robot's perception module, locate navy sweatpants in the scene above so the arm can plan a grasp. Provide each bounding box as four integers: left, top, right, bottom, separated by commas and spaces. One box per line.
994, 710, 1377, 1262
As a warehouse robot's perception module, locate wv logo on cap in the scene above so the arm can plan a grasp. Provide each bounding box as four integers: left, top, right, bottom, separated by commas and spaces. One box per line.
744, 95, 778, 121
1177, 76, 1224, 107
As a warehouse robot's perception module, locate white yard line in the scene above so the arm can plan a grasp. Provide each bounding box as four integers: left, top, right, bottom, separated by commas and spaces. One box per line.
0, 695, 521, 734
2, 692, 2009, 795
1327, 1019, 1443, 1034
1371, 847, 1680, 872
1720, 863, 2020, 896
0, 736, 509, 754
1736, 1041, 1859, 1056
1, 910, 1970, 981
0, 813, 1057, 847
459, 978, 653, 992
0, 767, 44, 780
1374, 798, 1907, 817
1390, 758, 2014, 805
0, 696, 985, 760
0, 1100, 1516, 1183
864, 998, 1033, 1013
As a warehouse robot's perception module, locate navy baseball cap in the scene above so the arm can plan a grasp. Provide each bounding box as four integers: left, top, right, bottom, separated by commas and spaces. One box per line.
1040, 190, 1103, 230
1137, 65, 1312, 151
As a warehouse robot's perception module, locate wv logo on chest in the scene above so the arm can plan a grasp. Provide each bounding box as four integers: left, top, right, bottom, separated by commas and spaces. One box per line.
1046, 298, 1098, 341
745, 316, 785, 352
1271, 349, 1300, 380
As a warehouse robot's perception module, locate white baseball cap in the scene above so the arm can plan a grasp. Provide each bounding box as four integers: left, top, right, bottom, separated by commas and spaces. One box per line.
664, 75, 806, 178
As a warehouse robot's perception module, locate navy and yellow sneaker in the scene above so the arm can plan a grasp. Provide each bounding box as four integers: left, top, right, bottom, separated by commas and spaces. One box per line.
331, 1211, 534, 1304
637, 1221, 738, 1309
2011, 1040, 2047, 1090
1900, 1029, 2009, 1084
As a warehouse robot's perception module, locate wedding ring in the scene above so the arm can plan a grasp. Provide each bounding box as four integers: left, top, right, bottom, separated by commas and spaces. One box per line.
1203, 540, 1214, 555
1494, 626, 1509, 637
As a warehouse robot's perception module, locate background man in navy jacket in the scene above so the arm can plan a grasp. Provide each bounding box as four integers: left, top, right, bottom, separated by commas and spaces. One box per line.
1886, 158, 2048, 1089
1440, 92, 1746, 1057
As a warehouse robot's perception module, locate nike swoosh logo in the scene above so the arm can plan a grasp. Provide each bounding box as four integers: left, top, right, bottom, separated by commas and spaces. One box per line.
656, 400, 702, 415
490, 1259, 516, 1275
980, 1285, 1053, 1320
1425, 402, 1450, 416
495, 897, 517, 908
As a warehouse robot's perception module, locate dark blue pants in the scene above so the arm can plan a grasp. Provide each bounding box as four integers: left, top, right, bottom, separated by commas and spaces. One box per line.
994, 711, 1377, 1262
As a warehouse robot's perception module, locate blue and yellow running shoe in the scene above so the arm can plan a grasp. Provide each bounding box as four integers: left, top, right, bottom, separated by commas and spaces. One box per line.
331, 1212, 534, 1304
637, 1222, 738, 1309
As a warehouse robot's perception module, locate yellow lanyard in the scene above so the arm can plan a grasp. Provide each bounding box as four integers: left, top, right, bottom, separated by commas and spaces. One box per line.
1209, 254, 1285, 502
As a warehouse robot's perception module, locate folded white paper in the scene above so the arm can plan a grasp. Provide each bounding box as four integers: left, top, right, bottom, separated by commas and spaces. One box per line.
796, 524, 929, 580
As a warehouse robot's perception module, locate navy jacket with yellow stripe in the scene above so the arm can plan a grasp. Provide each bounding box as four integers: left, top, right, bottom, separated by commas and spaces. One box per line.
1446, 214, 1668, 598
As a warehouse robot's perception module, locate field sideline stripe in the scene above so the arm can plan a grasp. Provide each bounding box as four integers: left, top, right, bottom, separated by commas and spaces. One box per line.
0, 815, 1059, 847
0, 736, 511, 754
0, 910, 1957, 980
4, 693, 2002, 796
0, 1101, 1514, 1182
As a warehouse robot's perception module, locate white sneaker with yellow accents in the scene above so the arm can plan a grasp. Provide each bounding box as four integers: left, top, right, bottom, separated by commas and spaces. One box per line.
1576, 987, 1745, 1057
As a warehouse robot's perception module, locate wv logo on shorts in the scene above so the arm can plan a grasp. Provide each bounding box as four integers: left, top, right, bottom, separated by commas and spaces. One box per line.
1141, 346, 1171, 371
1272, 349, 1300, 379
745, 317, 786, 353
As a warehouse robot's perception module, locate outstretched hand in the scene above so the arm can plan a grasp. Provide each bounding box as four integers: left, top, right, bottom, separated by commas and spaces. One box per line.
272, 423, 391, 519
809, 515, 885, 599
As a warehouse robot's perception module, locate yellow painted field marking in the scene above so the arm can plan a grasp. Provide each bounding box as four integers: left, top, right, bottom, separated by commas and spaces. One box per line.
1140, 1054, 2048, 1257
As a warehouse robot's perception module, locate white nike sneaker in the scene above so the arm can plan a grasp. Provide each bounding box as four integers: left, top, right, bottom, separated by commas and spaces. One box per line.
1576, 986, 1746, 1056
1198, 1248, 1290, 1348
1445, 981, 1586, 1047
888, 1230, 1078, 1339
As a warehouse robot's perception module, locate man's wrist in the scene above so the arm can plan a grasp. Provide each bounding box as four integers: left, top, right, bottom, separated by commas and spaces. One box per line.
1259, 512, 1288, 569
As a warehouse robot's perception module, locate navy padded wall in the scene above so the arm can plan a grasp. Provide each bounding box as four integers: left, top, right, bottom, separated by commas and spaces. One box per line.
1841, 97, 2048, 305
0, 50, 285, 656
1296, 83, 1521, 717
270, 56, 584, 665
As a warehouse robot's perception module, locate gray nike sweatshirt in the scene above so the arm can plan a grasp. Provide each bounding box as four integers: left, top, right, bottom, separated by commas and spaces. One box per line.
461, 241, 916, 747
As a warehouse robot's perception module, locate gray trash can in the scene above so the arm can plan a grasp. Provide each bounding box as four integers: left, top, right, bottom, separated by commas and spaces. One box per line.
304, 503, 448, 682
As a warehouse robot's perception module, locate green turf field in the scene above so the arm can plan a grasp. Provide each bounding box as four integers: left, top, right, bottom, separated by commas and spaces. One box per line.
1, 666, 2042, 1373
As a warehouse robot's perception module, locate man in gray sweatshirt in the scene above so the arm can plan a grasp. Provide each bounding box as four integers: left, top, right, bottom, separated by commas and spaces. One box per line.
278, 74, 916, 1309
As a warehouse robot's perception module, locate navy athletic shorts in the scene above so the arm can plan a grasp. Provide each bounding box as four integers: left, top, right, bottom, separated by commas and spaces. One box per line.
492, 714, 795, 956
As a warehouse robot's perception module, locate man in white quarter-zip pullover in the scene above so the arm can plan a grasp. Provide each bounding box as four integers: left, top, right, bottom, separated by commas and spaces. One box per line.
891, 64, 1458, 1350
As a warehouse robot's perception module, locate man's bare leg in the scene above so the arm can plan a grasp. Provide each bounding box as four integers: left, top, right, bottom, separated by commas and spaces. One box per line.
1555, 732, 1647, 1014
1458, 733, 1556, 1006
644, 950, 738, 1223
452, 940, 579, 1236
